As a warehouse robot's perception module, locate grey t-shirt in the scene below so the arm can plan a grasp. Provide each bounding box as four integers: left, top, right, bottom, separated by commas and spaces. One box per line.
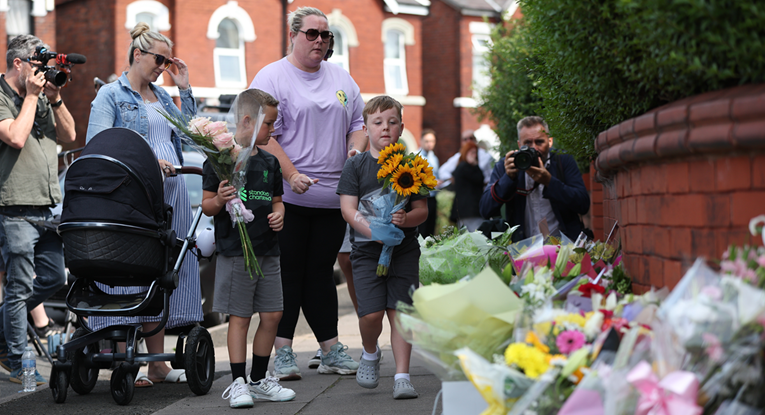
336, 151, 424, 257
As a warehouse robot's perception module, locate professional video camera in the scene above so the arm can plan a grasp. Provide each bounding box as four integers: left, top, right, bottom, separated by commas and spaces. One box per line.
29, 46, 87, 87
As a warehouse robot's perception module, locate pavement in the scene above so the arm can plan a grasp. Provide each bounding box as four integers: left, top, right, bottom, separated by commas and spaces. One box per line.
0, 283, 445, 414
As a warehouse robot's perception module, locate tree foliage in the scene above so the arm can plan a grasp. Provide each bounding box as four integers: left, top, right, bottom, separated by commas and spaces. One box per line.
480, 0, 765, 164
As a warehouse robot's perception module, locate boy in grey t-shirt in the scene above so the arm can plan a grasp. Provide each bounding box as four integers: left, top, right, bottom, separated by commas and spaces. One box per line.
336, 96, 427, 400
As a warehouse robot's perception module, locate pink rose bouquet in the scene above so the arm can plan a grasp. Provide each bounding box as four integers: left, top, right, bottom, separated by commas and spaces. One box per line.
155, 108, 264, 279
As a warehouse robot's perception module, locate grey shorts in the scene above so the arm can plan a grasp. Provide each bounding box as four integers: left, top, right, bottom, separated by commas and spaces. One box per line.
213, 255, 283, 317
350, 247, 420, 317
338, 224, 352, 254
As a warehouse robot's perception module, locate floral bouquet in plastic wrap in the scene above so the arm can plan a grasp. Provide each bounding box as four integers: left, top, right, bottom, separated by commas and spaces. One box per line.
156, 99, 265, 278
395, 267, 523, 381
357, 142, 436, 276
418, 225, 518, 285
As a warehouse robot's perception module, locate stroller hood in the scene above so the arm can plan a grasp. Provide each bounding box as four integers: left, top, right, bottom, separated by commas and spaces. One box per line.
61, 128, 165, 229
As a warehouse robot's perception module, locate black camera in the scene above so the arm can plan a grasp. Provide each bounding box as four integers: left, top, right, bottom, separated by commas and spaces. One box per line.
514, 145, 541, 170
29, 46, 86, 87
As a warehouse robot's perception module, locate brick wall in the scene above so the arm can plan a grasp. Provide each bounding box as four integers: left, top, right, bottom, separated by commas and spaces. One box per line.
594, 84, 765, 294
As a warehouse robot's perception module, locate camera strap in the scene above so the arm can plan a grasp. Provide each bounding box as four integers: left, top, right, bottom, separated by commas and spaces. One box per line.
0, 75, 23, 110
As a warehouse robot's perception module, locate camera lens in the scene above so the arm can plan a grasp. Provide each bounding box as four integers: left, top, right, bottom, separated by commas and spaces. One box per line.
515, 151, 532, 170
45, 70, 68, 87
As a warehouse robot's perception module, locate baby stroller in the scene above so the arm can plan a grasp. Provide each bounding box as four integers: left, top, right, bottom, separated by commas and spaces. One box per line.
50, 128, 214, 405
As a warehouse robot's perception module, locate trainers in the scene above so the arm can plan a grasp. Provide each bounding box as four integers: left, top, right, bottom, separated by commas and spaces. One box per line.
308, 348, 322, 369
222, 377, 254, 408
393, 378, 419, 399
0, 340, 10, 372
273, 345, 302, 380
33, 319, 64, 339
356, 348, 381, 389
317, 342, 359, 375
9, 368, 46, 385
247, 372, 296, 402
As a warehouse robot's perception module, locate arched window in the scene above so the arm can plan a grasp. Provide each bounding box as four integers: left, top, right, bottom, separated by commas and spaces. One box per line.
384, 30, 408, 95
327, 25, 349, 72
381, 17, 415, 95
135, 12, 155, 29
125, 1, 170, 31
213, 18, 246, 87
207, 2, 255, 88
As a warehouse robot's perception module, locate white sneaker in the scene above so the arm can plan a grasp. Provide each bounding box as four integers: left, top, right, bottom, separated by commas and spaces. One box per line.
247, 371, 296, 402
222, 377, 254, 408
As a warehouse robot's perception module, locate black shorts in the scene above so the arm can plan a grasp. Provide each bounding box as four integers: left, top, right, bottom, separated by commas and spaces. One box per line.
350, 247, 420, 317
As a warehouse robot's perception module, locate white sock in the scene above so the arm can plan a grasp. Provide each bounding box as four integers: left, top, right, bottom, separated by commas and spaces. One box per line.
362, 345, 380, 361
394, 373, 410, 382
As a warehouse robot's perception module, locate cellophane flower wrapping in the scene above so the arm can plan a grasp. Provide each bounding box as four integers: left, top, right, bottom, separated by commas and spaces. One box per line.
454, 347, 533, 415
394, 267, 523, 380
354, 188, 408, 275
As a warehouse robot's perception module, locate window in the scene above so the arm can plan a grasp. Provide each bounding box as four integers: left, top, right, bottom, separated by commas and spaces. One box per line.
327, 25, 349, 72
135, 11, 155, 29
472, 34, 491, 97
469, 21, 493, 99
125, 1, 170, 31
384, 30, 408, 95
6, 0, 32, 38
213, 18, 246, 87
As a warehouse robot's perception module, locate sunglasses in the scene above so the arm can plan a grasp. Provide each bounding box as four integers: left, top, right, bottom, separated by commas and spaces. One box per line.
299, 29, 333, 42
140, 49, 172, 69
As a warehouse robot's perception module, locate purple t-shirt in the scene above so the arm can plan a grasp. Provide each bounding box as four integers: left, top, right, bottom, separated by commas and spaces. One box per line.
249, 58, 365, 209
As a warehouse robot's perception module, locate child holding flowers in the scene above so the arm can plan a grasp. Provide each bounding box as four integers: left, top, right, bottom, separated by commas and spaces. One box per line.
201, 89, 295, 408
336, 95, 429, 399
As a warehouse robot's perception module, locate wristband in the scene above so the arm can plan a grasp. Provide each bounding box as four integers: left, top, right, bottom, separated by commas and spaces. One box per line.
50, 99, 63, 108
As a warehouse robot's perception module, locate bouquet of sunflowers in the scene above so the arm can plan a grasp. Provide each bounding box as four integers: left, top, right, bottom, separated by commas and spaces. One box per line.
360, 142, 437, 276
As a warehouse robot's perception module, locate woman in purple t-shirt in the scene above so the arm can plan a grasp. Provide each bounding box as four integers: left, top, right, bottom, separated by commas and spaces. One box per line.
249, 7, 367, 379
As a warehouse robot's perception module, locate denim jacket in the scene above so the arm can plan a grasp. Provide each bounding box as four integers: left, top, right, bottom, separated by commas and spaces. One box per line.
86, 72, 196, 164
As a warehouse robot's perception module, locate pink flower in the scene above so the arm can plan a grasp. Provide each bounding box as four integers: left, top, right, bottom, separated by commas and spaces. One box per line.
203, 121, 228, 137
556, 330, 585, 355
757, 255, 765, 268
212, 132, 235, 151
700, 286, 722, 300
230, 144, 243, 160
702, 333, 723, 363
188, 117, 210, 135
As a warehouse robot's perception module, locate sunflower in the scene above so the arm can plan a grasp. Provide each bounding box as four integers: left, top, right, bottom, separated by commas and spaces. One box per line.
377, 142, 406, 165
411, 155, 430, 172
391, 164, 422, 197
377, 158, 397, 180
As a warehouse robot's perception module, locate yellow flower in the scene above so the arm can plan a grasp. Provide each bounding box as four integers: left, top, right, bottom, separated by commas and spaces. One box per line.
411, 155, 429, 172
377, 159, 398, 180
526, 331, 550, 354
391, 164, 422, 197
377, 142, 406, 165
504, 343, 550, 379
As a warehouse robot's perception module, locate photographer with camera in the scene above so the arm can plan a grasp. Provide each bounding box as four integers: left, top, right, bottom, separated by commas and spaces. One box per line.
0, 35, 76, 384
479, 116, 589, 242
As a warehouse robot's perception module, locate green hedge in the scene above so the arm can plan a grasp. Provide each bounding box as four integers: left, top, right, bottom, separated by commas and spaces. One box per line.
480, 0, 765, 164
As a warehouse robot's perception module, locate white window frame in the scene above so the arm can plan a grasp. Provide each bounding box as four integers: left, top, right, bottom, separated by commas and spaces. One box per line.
381, 18, 415, 96
213, 19, 247, 88
470, 22, 494, 99
207, 2, 256, 88
384, 30, 409, 95
328, 26, 349, 72
125, 1, 170, 31
326, 9, 359, 73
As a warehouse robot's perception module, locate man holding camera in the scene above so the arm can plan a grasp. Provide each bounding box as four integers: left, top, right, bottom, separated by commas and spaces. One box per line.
0, 35, 75, 384
479, 116, 589, 242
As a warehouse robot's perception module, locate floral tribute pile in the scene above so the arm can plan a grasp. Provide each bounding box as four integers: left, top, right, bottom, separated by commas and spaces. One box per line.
400, 215, 765, 415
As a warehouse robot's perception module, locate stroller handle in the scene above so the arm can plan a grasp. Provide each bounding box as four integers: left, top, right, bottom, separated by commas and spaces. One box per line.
170, 165, 202, 176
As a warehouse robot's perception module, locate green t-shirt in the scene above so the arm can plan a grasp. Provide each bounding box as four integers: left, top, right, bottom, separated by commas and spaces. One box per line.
0, 75, 60, 207
203, 149, 284, 256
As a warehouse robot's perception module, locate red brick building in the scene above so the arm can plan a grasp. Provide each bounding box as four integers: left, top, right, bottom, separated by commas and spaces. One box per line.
3, 0, 518, 158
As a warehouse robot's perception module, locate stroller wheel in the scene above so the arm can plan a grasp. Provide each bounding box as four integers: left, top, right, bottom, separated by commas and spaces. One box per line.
50, 367, 69, 403
110, 364, 135, 405
184, 326, 215, 395
69, 328, 100, 395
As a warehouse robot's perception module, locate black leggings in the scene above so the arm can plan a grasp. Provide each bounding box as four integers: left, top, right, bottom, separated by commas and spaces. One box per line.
276, 203, 346, 342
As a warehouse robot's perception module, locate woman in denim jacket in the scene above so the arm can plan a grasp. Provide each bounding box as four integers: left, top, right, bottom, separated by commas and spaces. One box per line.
85, 22, 202, 387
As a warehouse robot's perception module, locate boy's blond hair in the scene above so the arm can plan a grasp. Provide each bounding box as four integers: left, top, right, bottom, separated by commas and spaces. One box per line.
236, 89, 279, 121
362, 95, 403, 124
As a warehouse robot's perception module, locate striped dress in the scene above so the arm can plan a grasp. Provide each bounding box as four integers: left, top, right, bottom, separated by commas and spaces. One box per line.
89, 101, 203, 330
